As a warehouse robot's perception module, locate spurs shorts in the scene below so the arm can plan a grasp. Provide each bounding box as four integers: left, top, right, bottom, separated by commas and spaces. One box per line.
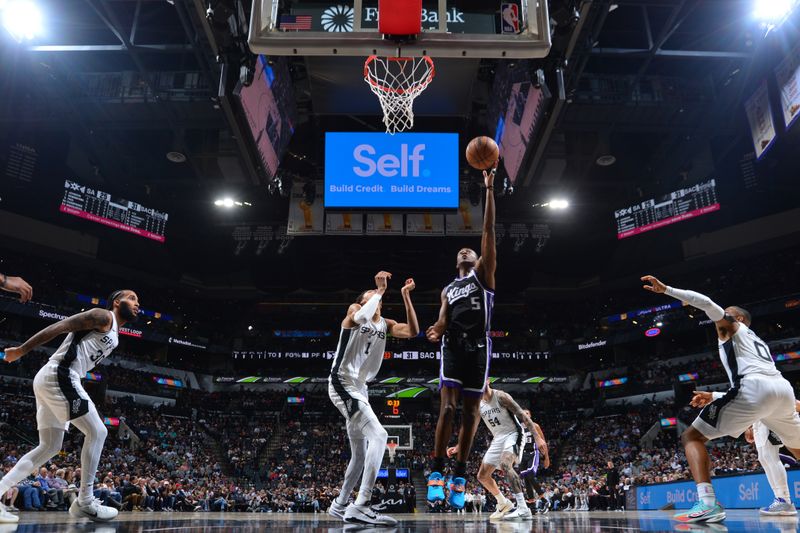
440, 333, 490, 396
693, 374, 800, 448
328, 379, 381, 439
753, 420, 784, 449
33, 362, 93, 431
482, 431, 524, 469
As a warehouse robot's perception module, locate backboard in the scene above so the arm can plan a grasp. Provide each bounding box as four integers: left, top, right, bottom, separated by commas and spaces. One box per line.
383, 424, 413, 450
249, 0, 551, 58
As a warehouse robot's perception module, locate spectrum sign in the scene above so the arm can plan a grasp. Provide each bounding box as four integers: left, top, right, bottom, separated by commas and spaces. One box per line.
324, 132, 459, 209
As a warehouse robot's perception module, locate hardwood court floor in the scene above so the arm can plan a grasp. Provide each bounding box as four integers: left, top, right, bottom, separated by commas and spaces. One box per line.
4, 509, 798, 532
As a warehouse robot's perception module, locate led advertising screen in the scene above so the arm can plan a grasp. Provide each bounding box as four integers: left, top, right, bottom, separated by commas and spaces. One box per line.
614, 179, 720, 239
60, 179, 168, 242
597, 377, 628, 388
153, 376, 184, 388
324, 132, 459, 209
239, 56, 296, 177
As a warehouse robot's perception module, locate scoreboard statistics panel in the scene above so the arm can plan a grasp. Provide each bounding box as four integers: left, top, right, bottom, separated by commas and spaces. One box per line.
614, 179, 720, 239
60, 179, 168, 242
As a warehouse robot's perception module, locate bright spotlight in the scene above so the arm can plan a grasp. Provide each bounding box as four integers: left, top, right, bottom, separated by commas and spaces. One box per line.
548, 199, 569, 210
1, 0, 42, 42
754, 0, 797, 21
214, 199, 223, 206
222, 198, 235, 208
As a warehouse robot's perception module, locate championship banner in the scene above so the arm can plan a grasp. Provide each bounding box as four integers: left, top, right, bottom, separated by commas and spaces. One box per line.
324, 213, 364, 235
744, 80, 777, 159
775, 44, 800, 130
445, 198, 482, 235
405, 213, 445, 236
287, 180, 324, 235
365, 213, 404, 235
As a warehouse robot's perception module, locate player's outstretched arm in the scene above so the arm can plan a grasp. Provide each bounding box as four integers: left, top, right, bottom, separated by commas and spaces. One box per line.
343, 271, 391, 328
641, 275, 735, 339
387, 278, 420, 339
477, 161, 498, 290
4, 308, 112, 362
0, 273, 32, 303
425, 288, 449, 343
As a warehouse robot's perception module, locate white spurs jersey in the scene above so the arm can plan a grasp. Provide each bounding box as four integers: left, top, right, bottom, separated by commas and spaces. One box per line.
329, 318, 387, 389
49, 311, 119, 376
719, 323, 780, 387
480, 390, 523, 439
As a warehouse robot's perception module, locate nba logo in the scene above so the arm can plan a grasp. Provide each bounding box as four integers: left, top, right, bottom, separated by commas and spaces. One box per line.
501, 3, 520, 34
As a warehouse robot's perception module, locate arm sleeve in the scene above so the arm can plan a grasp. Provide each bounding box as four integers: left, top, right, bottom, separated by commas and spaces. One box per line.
712, 391, 725, 401
353, 294, 382, 324
664, 286, 725, 322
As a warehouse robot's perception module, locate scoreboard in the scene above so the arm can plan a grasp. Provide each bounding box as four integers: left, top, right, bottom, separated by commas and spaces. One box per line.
614, 179, 720, 239
385, 399, 402, 417
60, 179, 168, 243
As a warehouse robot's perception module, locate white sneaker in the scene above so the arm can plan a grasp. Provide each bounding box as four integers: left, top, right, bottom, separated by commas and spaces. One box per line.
343, 504, 397, 525
503, 506, 534, 520
760, 498, 797, 516
69, 497, 119, 522
328, 501, 347, 521
490, 500, 514, 520
0, 503, 18, 524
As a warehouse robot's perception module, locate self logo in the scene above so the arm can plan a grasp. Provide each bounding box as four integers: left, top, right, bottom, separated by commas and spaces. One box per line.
352, 144, 427, 178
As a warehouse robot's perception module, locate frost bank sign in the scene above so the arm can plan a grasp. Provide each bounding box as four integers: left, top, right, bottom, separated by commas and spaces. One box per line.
635, 471, 800, 509
293, 4, 495, 34
324, 132, 458, 209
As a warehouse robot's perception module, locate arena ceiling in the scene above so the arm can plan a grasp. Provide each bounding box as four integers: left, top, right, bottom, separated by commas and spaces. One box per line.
0, 0, 799, 299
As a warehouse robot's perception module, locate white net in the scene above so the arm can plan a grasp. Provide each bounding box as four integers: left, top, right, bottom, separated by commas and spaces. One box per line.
364, 55, 435, 134
387, 441, 398, 464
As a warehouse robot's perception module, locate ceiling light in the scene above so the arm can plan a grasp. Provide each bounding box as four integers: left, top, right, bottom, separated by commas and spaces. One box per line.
548, 199, 569, 209
166, 151, 186, 163
656, 321, 663, 327
596, 155, 616, 166
754, 0, 797, 21
1, 0, 42, 42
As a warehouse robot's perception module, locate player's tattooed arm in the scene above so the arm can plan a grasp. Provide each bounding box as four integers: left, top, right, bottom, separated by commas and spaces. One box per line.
425, 288, 449, 343
4, 308, 112, 361
497, 391, 550, 461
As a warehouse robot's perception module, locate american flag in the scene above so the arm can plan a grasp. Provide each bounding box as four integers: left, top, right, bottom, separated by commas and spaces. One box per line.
279, 14, 313, 31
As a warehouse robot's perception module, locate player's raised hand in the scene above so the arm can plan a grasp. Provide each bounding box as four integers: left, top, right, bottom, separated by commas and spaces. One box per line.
3, 346, 26, 363
401, 278, 415, 294
2, 275, 32, 303
483, 159, 499, 189
374, 271, 392, 292
690, 390, 713, 408
641, 275, 667, 294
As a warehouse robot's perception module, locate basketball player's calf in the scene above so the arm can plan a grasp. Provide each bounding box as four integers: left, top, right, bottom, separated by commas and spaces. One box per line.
498, 452, 534, 520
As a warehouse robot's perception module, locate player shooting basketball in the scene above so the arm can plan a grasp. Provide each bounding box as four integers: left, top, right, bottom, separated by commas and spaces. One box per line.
426, 158, 499, 510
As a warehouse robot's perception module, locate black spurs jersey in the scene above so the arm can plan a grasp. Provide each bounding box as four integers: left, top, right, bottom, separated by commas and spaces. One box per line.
444, 269, 494, 339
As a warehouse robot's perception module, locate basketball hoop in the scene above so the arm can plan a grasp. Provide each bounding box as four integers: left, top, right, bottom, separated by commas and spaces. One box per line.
364, 55, 435, 134
386, 440, 399, 464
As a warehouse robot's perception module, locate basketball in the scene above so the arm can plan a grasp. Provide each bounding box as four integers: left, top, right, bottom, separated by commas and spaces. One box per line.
466, 136, 500, 170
